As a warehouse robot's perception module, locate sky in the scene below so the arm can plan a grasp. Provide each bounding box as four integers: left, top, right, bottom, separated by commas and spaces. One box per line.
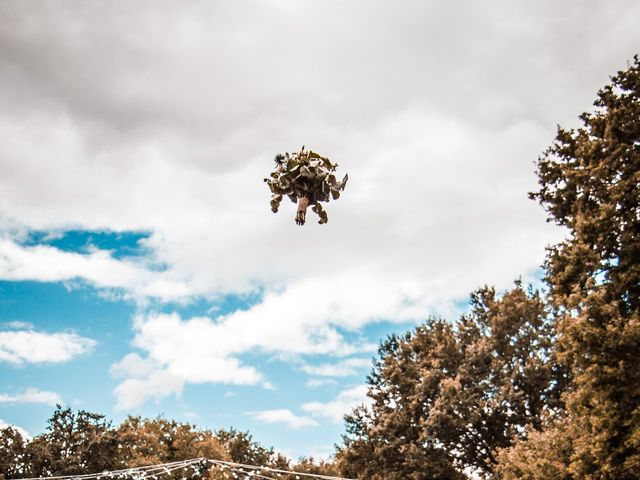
1, 0, 639, 462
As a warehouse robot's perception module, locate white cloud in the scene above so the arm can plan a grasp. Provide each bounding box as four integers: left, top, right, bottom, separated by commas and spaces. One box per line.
301, 358, 372, 378
111, 274, 414, 408
0, 418, 30, 439
110, 326, 269, 410
0, 329, 96, 364
112, 369, 184, 411
0, 0, 611, 311
111, 353, 188, 410
302, 385, 371, 424
0, 387, 62, 406
0, 239, 191, 301
306, 379, 338, 389
248, 409, 319, 429
110, 353, 160, 379
0, 321, 34, 329
0, 109, 563, 311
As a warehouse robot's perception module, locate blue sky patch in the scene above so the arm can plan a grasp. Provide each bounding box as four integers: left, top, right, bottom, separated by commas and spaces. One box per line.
22, 230, 153, 259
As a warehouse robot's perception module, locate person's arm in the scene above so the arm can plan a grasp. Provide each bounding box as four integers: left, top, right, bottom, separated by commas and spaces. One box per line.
295, 196, 309, 225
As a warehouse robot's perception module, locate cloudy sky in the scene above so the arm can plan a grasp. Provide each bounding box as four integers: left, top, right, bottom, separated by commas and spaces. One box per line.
1, 0, 638, 461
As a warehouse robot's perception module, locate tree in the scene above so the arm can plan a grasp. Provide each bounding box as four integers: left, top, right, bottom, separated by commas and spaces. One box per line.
117, 417, 226, 467
0, 426, 27, 480
116, 417, 227, 480
213, 428, 275, 466
513, 54, 640, 479
0, 408, 338, 479
494, 416, 574, 480
23, 406, 121, 477
449, 285, 564, 472
337, 283, 562, 479
291, 457, 339, 476
337, 318, 466, 480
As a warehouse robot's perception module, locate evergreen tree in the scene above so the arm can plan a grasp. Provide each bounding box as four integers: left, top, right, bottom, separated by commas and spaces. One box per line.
499, 54, 640, 479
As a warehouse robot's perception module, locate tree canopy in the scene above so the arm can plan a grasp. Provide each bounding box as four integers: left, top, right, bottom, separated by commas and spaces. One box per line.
500, 54, 640, 479
0, 407, 335, 480
337, 284, 562, 479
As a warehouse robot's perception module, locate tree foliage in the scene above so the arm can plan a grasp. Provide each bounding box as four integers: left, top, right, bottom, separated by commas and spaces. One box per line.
501, 54, 640, 479
0, 409, 335, 480
337, 283, 562, 479
213, 428, 273, 466
494, 415, 575, 480
117, 417, 226, 467
0, 427, 27, 480
24, 406, 121, 476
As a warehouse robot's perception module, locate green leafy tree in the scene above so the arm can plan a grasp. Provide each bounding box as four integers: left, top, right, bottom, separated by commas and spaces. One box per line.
337, 283, 561, 479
